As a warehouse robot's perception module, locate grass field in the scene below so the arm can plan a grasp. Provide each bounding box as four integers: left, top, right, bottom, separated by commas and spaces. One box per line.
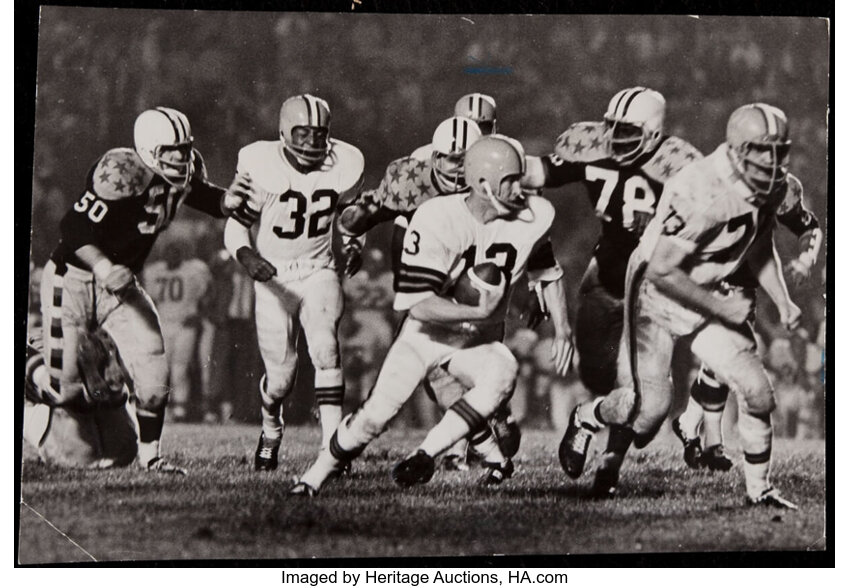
18, 423, 827, 563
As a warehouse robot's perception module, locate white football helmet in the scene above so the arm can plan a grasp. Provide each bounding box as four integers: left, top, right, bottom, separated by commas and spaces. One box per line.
454, 93, 497, 135
603, 87, 666, 165
726, 103, 791, 196
279, 94, 331, 167
134, 107, 194, 188
464, 134, 527, 213
431, 116, 482, 193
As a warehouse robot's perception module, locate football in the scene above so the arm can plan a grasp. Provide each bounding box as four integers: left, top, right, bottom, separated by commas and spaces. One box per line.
452, 262, 502, 305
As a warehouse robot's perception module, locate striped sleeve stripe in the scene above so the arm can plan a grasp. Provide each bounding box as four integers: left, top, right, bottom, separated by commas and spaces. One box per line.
396, 271, 444, 288
232, 204, 260, 228
398, 264, 447, 282
315, 386, 344, 406
449, 398, 486, 431
744, 448, 772, 465
395, 281, 441, 294
527, 241, 558, 272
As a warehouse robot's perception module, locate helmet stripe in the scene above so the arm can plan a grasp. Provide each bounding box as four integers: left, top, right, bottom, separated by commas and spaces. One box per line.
303, 96, 315, 127
451, 117, 458, 152
754, 104, 776, 136
476, 94, 483, 119
155, 107, 183, 142
621, 88, 646, 118
613, 89, 633, 118
461, 118, 468, 148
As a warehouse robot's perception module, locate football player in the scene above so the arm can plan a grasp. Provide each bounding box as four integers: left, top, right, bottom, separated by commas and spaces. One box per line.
339, 116, 518, 472
408, 93, 497, 161
292, 135, 574, 495
559, 103, 802, 509
142, 240, 213, 421
223, 94, 364, 471
524, 87, 821, 495
25, 107, 250, 471
523, 87, 702, 495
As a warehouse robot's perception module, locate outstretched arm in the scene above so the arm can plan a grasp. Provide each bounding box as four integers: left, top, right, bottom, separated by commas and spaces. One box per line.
746, 226, 801, 330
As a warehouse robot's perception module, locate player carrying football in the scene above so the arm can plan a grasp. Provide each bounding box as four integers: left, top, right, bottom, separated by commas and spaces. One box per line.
223, 94, 364, 471
292, 135, 573, 495
559, 103, 803, 509
24, 107, 250, 470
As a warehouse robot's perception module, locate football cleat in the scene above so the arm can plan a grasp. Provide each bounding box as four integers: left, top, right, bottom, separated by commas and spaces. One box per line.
254, 433, 280, 471
747, 487, 798, 510
391, 450, 436, 487
671, 416, 703, 469
558, 406, 595, 479
145, 457, 187, 475
290, 481, 319, 498
480, 458, 514, 486
491, 407, 522, 458
700, 444, 734, 471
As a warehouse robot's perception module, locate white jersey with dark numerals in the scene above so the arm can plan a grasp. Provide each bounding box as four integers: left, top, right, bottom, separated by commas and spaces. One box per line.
637, 144, 785, 286
233, 139, 364, 272
394, 193, 563, 321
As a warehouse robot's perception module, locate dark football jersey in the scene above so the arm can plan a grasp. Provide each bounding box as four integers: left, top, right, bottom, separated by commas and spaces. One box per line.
542, 121, 702, 298
51, 148, 226, 275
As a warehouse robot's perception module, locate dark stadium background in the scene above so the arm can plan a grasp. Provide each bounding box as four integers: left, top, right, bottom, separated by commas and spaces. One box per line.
27, 10, 829, 432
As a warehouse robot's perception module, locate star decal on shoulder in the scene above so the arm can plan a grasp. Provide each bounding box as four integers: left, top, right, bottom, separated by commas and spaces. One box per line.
113, 177, 126, 193
98, 169, 111, 185
684, 150, 698, 161
391, 189, 402, 205
406, 190, 419, 206
416, 160, 428, 172
573, 139, 585, 154
589, 135, 603, 150
113, 159, 128, 175
405, 165, 418, 183
582, 124, 596, 136
662, 162, 674, 178
389, 164, 402, 184
668, 143, 681, 155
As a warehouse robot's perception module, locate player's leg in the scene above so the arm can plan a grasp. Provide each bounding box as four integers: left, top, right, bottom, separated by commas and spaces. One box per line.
674, 364, 733, 470
100, 283, 175, 471
252, 280, 300, 470
299, 269, 346, 450
92, 402, 139, 468
294, 334, 432, 493
573, 260, 635, 495
423, 368, 470, 470
691, 322, 795, 508
162, 323, 193, 421
396, 342, 518, 486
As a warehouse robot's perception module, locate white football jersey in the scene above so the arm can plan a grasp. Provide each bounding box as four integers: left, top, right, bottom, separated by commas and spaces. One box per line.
637, 145, 784, 286
236, 139, 364, 268
394, 193, 562, 319
143, 259, 212, 324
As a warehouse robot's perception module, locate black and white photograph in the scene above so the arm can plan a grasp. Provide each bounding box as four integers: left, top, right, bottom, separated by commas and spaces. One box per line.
17, 3, 831, 566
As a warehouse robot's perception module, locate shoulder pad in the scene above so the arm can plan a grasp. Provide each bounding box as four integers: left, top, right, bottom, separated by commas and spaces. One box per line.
553, 122, 608, 163
91, 148, 153, 201
377, 156, 433, 212
776, 173, 803, 215
642, 136, 703, 184
236, 141, 275, 174
409, 143, 432, 161
191, 148, 208, 182
330, 139, 365, 176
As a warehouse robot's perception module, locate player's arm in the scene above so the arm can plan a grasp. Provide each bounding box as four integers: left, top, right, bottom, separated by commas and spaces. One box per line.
337, 159, 399, 237
776, 176, 822, 285
528, 235, 573, 375
184, 151, 253, 218
746, 224, 801, 330
522, 153, 583, 190
407, 282, 504, 324
223, 217, 277, 282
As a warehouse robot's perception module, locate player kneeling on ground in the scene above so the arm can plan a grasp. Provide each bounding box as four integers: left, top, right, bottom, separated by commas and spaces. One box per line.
292, 135, 573, 495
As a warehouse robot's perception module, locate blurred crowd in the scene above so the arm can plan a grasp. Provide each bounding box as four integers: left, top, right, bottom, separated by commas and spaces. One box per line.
26, 11, 828, 437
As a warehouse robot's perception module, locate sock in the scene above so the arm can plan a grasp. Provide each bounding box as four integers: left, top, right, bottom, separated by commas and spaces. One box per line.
576, 397, 605, 431
444, 438, 468, 459
298, 448, 342, 490
315, 368, 344, 450
470, 430, 505, 465
677, 397, 704, 439
703, 408, 724, 448
420, 398, 485, 457
739, 410, 773, 499
136, 408, 166, 466
260, 376, 284, 443
605, 425, 634, 456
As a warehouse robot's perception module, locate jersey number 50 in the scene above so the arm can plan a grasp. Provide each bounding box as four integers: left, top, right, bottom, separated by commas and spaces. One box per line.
273, 189, 339, 239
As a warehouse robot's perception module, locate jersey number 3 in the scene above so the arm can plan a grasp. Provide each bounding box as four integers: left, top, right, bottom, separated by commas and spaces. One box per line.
273, 189, 339, 239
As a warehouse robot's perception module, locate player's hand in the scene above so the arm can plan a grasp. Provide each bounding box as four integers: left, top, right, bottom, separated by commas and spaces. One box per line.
471, 274, 505, 319
101, 264, 134, 295
342, 239, 363, 278
222, 172, 253, 213
236, 247, 277, 282
717, 290, 754, 326
779, 301, 803, 331
785, 256, 813, 287
521, 284, 549, 329
551, 333, 575, 377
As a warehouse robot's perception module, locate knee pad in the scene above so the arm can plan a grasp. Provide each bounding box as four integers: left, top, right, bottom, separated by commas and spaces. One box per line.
310, 336, 340, 371
132, 352, 169, 411
736, 372, 775, 416
692, 368, 729, 412
428, 368, 467, 410
264, 359, 298, 401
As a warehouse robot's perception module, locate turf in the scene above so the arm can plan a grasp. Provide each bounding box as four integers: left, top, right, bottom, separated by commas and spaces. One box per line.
18, 424, 826, 563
